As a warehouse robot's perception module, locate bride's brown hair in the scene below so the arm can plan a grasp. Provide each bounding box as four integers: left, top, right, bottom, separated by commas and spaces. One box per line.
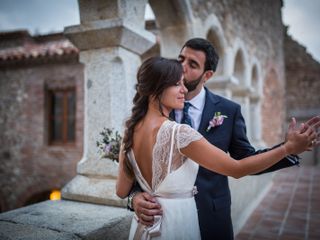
123, 57, 183, 177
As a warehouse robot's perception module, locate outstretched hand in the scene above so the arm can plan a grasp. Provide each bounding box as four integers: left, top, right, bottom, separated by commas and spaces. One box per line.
298, 116, 320, 150
132, 192, 162, 226
285, 116, 319, 154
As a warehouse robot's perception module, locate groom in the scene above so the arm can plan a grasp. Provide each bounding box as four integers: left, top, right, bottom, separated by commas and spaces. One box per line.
129, 38, 319, 239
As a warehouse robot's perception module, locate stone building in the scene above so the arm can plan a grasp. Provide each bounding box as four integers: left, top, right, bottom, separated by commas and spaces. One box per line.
284, 32, 320, 165
0, 0, 319, 238
0, 30, 84, 212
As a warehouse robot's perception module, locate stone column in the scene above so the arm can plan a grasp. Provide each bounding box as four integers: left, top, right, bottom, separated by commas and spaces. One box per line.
62, 0, 155, 207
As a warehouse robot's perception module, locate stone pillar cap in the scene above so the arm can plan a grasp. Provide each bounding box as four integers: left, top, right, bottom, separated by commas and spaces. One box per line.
64, 18, 156, 55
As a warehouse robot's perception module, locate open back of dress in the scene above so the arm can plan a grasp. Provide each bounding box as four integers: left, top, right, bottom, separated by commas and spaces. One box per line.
127, 120, 202, 240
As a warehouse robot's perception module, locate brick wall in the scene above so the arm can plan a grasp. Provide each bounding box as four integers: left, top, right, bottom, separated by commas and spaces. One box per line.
0, 59, 84, 211
284, 33, 320, 116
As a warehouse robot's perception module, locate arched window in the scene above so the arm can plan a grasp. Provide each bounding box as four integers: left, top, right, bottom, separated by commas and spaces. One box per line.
207, 29, 224, 76
234, 50, 246, 86
251, 65, 258, 90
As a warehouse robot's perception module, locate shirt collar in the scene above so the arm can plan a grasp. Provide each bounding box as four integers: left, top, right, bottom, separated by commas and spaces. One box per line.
187, 87, 206, 110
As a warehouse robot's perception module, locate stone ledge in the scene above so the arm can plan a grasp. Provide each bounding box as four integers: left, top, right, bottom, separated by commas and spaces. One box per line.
0, 200, 133, 240
0, 221, 80, 240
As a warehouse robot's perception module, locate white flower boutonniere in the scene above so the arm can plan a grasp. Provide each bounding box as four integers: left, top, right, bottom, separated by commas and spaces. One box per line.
206, 112, 228, 132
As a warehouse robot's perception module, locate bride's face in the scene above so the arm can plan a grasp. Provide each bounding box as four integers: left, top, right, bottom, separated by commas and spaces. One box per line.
160, 75, 187, 111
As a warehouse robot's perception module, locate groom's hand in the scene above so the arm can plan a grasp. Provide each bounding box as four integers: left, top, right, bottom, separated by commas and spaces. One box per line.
285, 116, 320, 150
133, 192, 162, 226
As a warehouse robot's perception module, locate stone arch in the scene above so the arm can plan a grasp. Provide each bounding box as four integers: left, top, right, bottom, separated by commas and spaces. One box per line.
251, 65, 258, 88
262, 69, 285, 145
250, 58, 262, 94
204, 14, 228, 77
232, 39, 249, 87
148, 0, 193, 28
148, 0, 195, 57
249, 58, 263, 145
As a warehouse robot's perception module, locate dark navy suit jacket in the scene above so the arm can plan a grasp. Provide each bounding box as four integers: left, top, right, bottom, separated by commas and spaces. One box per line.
179, 88, 299, 240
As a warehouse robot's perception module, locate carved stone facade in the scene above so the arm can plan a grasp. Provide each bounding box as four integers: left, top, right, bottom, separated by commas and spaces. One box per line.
0, 0, 319, 237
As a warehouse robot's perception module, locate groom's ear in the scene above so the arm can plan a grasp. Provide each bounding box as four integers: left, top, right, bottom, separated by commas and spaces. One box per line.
204, 70, 214, 82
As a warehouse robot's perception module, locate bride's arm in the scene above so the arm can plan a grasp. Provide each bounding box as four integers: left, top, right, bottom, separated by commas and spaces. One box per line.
116, 146, 134, 198
181, 126, 312, 179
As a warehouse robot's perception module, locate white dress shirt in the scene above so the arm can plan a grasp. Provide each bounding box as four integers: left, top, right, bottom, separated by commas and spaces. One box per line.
175, 87, 206, 130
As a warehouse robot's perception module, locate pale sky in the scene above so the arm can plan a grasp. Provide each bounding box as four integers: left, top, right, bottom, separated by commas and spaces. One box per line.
0, 0, 319, 62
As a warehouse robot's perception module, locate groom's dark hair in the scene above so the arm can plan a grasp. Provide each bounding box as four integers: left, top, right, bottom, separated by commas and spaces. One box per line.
181, 38, 219, 72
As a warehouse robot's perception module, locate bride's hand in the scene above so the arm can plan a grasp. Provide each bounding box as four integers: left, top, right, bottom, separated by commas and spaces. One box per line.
284, 117, 318, 155
133, 192, 162, 226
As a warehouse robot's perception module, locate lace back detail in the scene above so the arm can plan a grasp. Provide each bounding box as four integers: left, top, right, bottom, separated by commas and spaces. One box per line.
152, 121, 202, 190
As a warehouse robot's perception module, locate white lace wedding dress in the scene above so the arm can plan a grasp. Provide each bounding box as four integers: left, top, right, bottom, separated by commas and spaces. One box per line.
128, 120, 203, 240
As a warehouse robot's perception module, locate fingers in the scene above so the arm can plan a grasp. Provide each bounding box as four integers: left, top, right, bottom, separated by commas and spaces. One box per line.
142, 192, 158, 203
139, 212, 156, 226
138, 208, 163, 226
304, 116, 320, 128
301, 116, 320, 134
133, 192, 162, 226
306, 132, 320, 149
288, 117, 296, 132
298, 122, 306, 134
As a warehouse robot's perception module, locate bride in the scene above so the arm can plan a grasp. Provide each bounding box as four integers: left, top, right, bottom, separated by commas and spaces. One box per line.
116, 57, 315, 240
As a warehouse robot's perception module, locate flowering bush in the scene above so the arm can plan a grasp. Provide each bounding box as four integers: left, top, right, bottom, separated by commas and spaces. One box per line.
96, 128, 122, 162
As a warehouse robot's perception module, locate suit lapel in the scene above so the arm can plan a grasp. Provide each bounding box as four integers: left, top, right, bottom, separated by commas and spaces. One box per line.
198, 88, 220, 135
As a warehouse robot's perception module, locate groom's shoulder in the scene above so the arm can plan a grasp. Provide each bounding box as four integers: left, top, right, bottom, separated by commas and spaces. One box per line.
205, 88, 240, 109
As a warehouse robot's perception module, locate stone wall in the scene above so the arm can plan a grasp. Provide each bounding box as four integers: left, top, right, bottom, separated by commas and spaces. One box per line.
190, 0, 286, 144
284, 33, 320, 114
0, 57, 84, 212
0, 1, 318, 238
284, 32, 320, 165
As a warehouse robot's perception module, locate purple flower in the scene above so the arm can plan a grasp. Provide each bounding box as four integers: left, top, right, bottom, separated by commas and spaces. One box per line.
206, 112, 228, 132
97, 128, 122, 162
104, 143, 112, 153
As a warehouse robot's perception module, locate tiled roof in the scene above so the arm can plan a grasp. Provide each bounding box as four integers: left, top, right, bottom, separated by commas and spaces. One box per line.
0, 31, 79, 62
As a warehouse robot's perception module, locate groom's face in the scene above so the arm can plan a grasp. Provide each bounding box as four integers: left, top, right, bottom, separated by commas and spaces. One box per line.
178, 47, 207, 93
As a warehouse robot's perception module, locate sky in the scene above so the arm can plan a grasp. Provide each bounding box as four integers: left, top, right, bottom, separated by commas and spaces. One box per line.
0, 0, 319, 62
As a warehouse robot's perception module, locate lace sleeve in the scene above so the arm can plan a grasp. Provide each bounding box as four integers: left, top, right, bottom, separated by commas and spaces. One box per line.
176, 124, 202, 151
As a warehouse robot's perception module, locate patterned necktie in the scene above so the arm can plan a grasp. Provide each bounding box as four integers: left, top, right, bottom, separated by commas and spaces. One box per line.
181, 102, 192, 127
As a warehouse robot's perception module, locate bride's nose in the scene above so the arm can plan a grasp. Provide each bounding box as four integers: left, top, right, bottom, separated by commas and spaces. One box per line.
181, 82, 188, 94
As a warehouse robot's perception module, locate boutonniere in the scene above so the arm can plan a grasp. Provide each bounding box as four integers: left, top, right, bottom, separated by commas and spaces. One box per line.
206, 112, 228, 132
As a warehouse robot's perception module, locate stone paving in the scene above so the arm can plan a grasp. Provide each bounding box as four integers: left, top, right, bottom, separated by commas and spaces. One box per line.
236, 166, 320, 240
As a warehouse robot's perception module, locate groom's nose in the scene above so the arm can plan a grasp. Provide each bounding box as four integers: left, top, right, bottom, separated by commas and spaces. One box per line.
181, 61, 187, 73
